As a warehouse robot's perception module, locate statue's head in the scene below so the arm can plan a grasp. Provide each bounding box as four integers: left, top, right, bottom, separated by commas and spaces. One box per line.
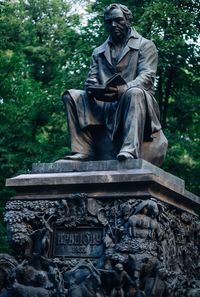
115, 263, 124, 272
104, 4, 133, 25
104, 4, 133, 42
134, 199, 159, 218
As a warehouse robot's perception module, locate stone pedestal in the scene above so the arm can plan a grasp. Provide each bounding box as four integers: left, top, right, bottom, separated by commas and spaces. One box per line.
1, 160, 200, 297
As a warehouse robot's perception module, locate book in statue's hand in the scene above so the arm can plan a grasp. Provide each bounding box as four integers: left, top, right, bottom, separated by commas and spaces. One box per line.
87, 74, 126, 101
105, 73, 126, 87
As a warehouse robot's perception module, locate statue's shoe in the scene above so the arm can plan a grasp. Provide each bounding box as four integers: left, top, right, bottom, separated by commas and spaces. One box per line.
117, 151, 135, 161
64, 153, 95, 161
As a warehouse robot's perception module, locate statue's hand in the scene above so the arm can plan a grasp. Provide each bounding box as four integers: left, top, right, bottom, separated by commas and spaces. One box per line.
103, 87, 118, 102
100, 85, 127, 101
85, 78, 99, 86
117, 84, 128, 98
87, 86, 118, 102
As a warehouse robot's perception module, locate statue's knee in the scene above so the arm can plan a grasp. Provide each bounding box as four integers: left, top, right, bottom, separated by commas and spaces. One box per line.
126, 87, 144, 99
62, 92, 72, 105
125, 88, 145, 107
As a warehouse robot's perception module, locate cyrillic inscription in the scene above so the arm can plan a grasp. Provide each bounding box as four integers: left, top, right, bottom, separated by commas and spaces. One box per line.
53, 227, 103, 258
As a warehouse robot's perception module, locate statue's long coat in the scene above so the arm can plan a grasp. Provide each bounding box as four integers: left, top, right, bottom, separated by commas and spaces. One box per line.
68, 29, 161, 139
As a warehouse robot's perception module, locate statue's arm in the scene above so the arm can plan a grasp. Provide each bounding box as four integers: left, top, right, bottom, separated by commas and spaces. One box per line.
127, 40, 158, 92
124, 271, 135, 285
85, 51, 100, 88
84, 50, 118, 102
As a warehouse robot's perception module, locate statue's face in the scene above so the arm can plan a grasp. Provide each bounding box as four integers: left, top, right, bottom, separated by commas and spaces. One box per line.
105, 8, 129, 42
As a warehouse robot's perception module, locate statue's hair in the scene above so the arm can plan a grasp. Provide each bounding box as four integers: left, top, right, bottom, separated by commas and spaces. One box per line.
104, 3, 133, 24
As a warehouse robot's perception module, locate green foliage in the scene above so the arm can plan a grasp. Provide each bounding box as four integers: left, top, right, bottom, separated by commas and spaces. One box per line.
0, 0, 199, 252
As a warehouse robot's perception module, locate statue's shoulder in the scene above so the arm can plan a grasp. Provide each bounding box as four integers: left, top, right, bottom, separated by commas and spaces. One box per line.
131, 28, 156, 49
124, 28, 156, 53
92, 39, 109, 56
141, 36, 156, 49
139, 35, 157, 54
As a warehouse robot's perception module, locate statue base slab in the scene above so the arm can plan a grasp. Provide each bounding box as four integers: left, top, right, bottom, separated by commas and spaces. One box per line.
6, 159, 199, 214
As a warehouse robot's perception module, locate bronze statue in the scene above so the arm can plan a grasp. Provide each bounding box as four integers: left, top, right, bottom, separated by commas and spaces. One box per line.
62, 3, 167, 164
110, 263, 135, 297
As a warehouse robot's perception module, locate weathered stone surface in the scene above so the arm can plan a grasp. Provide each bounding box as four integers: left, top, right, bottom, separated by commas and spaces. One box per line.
32, 159, 166, 174
6, 160, 199, 212
2, 194, 200, 297
32, 159, 184, 187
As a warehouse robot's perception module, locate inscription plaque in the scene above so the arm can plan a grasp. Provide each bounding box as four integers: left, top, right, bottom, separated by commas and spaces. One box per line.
53, 227, 104, 258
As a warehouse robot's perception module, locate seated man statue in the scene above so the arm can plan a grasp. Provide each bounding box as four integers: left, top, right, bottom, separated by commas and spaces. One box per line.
62, 3, 167, 164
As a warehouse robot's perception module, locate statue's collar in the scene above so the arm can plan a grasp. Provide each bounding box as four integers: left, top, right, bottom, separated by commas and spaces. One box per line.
108, 28, 140, 45
97, 28, 140, 54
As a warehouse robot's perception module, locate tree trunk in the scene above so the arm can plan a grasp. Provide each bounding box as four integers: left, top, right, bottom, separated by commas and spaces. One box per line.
162, 67, 174, 128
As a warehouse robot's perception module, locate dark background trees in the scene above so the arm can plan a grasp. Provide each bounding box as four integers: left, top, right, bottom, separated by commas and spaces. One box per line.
0, 0, 199, 251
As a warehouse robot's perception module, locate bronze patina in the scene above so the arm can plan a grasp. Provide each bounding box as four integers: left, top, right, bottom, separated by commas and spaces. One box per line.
62, 4, 167, 165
